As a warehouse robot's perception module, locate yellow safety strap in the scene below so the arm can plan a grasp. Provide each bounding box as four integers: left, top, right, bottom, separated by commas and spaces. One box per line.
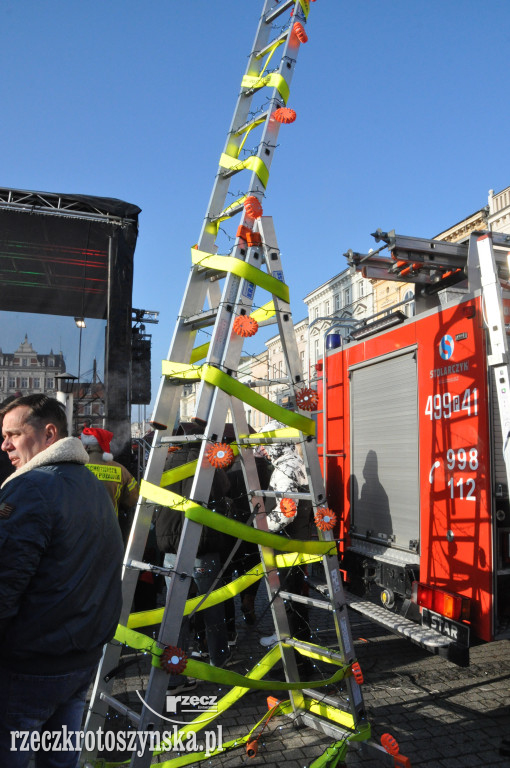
126, 553, 322, 631
189, 343, 210, 364
205, 195, 249, 237
250, 300, 276, 323
299, 0, 311, 18
127, 565, 264, 629
235, 116, 266, 151
191, 248, 289, 302
190, 302, 276, 362
141, 480, 330, 555
218, 152, 270, 188
144, 480, 320, 556
162, 361, 315, 435
160, 445, 239, 488
241, 72, 290, 105
115, 624, 349, 689
249, 426, 301, 441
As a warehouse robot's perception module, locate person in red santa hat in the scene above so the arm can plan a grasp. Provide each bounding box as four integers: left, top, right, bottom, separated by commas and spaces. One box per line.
80, 426, 139, 517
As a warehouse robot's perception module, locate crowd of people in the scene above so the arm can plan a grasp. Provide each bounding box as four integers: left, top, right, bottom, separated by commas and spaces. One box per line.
0, 393, 314, 766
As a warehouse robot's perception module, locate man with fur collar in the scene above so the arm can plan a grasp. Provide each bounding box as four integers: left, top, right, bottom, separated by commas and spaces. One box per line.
0, 394, 123, 767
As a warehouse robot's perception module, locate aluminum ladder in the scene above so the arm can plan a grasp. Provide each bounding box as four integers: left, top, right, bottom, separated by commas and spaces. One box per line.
81, 2, 396, 765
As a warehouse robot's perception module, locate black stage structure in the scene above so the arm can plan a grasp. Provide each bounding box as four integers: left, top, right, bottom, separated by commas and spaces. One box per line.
0, 187, 141, 458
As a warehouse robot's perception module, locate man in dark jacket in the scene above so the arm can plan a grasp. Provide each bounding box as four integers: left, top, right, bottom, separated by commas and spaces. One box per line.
0, 394, 124, 768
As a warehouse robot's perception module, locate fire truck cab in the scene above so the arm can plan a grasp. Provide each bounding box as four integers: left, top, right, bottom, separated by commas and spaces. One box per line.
318, 231, 510, 665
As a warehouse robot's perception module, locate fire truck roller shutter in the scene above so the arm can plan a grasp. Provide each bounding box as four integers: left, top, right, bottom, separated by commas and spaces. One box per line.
350, 348, 420, 552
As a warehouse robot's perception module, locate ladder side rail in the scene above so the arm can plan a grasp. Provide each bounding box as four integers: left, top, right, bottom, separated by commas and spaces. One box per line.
99, 3, 310, 754
256, 216, 366, 722
194, 3, 273, 247
83, 264, 226, 756
128, 519, 207, 768
197, 0, 308, 246
130, 388, 234, 767
477, 233, 510, 491
193, 239, 266, 422
229, 397, 306, 712
256, 217, 326, 505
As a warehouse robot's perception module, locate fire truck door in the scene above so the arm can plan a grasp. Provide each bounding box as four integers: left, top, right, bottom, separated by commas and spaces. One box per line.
349, 348, 420, 553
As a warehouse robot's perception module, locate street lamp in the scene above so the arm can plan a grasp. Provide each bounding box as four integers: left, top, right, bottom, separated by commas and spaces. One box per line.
55, 372, 77, 433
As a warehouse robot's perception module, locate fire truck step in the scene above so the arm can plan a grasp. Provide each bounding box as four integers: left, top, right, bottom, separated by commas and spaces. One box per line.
343, 590, 465, 652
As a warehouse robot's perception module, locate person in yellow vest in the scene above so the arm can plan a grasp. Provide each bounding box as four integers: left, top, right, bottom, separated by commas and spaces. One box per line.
80, 427, 138, 516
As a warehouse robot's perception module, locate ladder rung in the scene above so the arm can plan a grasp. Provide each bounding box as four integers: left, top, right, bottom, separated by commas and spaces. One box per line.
208, 203, 244, 224
255, 31, 290, 60
279, 590, 333, 611
182, 308, 218, 330
244, 377, 292, 386
310, 581, 329, 597
126, 559, 173, 577
302, 688, 350, 711
249, 489, 312, 500
240, 434, 301, 443
99, 693, 141, 726
233, 111, 270, 137
264, 0, 294, 24
161, 434, 206, 443
297, 712, 362, 746
286, 638, 345, 665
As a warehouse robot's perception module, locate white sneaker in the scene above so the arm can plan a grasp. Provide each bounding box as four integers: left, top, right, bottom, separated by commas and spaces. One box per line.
259, 633, 278, 648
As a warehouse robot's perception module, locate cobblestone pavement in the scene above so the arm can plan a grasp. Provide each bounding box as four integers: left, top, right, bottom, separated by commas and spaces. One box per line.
95, 587, 510, 768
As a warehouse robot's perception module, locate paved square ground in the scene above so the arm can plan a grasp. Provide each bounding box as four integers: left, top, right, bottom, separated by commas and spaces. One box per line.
89, 584, 510, 768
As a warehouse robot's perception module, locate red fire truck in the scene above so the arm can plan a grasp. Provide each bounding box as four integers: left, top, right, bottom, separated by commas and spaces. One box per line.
317, 230, 510, 665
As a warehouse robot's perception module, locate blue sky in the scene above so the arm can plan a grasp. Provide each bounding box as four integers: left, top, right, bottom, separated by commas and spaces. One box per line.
2, 0, 510, 412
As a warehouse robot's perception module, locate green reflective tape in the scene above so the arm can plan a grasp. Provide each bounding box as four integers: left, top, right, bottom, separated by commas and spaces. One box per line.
160, 445, 239, 488
250, 301, 275, 323
160, 459, 198, 488
218, 152, 269, 188
127, 565, 264, 630
141, 480, 331, 555
190, 342, 209, 363
162, 360, 314, 435
191, 248, 289, 302
298, 0, 311, 18
241, 72, 290, 104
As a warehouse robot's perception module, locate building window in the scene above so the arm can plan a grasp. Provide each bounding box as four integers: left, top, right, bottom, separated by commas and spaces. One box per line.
359, 282, 364, 298
48, 358, 54, 367
46, 378, 54, 390
33, 378, 40, 389
21, 378, 28, 388
313, 306, 319, 320
334, 293, 340, 311
314, 338, 320, 365
343, 287, 351, 306
404, 290, 415, 317
324, 300, 330, 316
8, 378, 15, 388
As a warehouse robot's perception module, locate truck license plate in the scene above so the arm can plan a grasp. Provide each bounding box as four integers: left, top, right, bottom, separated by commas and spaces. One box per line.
422, 608, 470, 646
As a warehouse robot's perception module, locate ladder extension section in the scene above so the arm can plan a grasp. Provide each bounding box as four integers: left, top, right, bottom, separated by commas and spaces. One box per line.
83, 4, 408, 767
